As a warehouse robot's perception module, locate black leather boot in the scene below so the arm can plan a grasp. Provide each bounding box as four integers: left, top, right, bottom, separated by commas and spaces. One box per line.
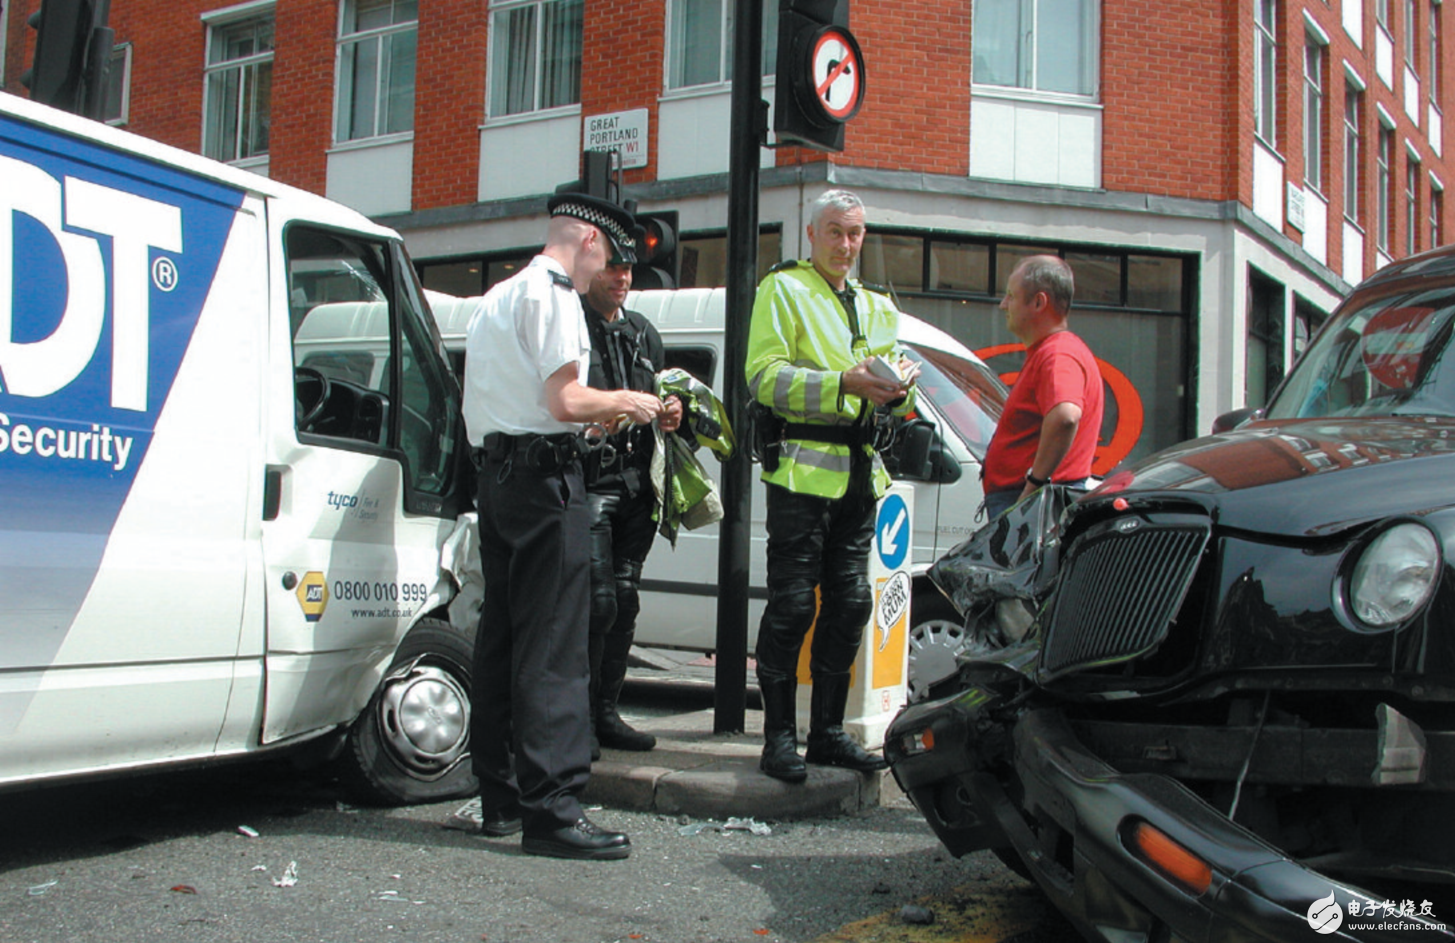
595, 633, 655, 751
804, 673, 888, 772
758, 673, 807, 783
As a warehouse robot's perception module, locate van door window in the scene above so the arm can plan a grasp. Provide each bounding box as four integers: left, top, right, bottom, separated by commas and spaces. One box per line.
285, 226, 460, 515
663, 345, 718, 385
392, 242, 461, 502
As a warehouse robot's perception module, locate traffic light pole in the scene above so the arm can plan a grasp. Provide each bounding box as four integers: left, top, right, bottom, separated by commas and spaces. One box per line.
713, 0, 764, 734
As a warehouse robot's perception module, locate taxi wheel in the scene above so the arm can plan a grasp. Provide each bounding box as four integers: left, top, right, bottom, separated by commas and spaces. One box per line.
340, 618, 477, 806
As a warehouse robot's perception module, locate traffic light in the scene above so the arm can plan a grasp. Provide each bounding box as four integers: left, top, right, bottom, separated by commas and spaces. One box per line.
632, 211, 679, 290
580, 149, 620, 203
773, 0, 866, 152
21, 0, 112, 118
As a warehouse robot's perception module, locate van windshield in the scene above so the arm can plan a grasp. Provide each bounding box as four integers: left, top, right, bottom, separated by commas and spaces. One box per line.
903, 343, 1006, 460
1267, 286, 1455, 420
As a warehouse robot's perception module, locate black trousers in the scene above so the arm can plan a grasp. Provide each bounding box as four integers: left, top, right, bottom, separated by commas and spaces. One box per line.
586, 488, 658, 647
754, 480, 877, 682
470, 456, 591, 831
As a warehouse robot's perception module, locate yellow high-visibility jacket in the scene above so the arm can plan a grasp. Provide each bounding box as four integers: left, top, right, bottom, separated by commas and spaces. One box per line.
745, 260, 916, 500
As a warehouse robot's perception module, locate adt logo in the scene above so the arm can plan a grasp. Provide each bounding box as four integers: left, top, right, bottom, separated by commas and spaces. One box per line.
0, 153, 182, 411
1307, 891, 1343, 934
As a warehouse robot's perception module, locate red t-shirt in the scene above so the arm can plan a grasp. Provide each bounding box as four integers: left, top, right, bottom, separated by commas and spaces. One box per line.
982, 331, 1104, 492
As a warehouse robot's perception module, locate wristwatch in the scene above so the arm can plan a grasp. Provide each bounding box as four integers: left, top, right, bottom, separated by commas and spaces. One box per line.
1026, 471, 1050, 487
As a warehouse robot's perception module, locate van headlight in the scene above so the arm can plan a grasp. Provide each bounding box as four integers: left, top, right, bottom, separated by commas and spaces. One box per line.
1346, 523, 1441, 627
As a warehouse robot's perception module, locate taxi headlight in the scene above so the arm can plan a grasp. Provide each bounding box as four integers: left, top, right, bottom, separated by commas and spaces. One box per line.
1347, 523, 1441, 627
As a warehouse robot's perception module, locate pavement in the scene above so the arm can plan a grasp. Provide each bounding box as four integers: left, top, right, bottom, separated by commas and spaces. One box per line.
578, 649, 903, 822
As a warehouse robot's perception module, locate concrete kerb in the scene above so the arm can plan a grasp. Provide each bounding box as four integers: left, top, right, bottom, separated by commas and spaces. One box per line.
581, 705, 903, 822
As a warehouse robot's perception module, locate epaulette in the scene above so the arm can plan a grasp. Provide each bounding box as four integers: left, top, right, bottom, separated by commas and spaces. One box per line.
858, 280, 891, 296
550, 270, 575, 290
767, 258, 805, 273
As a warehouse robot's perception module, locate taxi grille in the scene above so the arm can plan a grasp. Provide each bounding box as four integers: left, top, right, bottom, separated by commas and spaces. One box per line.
1041, 518, 1210, 678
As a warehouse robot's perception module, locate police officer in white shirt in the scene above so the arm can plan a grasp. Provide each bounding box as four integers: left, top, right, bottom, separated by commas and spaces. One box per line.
463, 191, 662, 861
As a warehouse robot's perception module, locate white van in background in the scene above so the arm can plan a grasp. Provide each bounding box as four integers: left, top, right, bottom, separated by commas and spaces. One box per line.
429, 287, 1007, 699
0, 92, 475, 805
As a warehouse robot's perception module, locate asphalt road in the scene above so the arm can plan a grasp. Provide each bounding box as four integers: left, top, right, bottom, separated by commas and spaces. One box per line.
0, 757, 1080, 943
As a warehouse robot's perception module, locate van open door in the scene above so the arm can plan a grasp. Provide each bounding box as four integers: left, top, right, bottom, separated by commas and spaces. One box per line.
258, 222, 467, 761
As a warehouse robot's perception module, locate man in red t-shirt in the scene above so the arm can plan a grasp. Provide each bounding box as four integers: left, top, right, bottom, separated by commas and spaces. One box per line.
981, 255, 1104, 521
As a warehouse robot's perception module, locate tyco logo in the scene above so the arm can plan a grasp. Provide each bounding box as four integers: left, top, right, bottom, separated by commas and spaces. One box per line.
296, 571, 329, 623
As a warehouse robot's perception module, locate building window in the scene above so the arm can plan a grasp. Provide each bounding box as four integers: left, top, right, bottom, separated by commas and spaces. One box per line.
1431, 0, 1442, 102
488, 0, 582, 117
1255, 0, 1277, 142
1433, 182, 1444, 248
1406, 0, 1419, 67
1377, 0, 1391, 30
972, 0, 1099, 97
1247, 269, 1285, 409
666, 0, 778, 90
1304, 38, 1325, 192
1407, 155, 1421, 254
335, 0, 417, 141
1345, 86, 1363, 220
1293, 296, 1327, 361
204, 14, 273, 161
1377, 125, 1394, 251
100, 43, 131, 126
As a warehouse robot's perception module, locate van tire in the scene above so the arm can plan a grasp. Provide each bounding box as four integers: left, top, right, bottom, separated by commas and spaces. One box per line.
906, 592, 970, 703
340, 618, 477, 806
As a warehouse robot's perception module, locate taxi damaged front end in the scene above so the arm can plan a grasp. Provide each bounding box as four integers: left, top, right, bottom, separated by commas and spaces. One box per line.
888, 433, 1455, 940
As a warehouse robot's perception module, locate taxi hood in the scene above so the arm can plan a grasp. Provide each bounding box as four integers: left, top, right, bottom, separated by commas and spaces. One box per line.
1087, 416, 1455, 537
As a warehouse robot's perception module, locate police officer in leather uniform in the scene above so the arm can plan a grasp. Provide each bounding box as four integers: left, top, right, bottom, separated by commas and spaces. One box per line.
745, 189, 920, 784
581, 259, 683, 757
463, 192, 662, 860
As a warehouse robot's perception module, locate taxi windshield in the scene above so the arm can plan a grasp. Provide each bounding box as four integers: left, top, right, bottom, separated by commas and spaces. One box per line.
902, 343, 1006, 460
1267, 287, 1455, 420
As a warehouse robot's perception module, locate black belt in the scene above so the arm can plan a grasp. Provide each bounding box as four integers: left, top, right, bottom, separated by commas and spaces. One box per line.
782, 421, 881, 449
475, 431, 584, 475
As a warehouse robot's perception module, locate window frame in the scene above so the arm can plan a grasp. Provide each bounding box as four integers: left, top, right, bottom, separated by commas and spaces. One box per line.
1430, 0, 1442, 103
1377, 122, 1395, 252
1406, 0, 1420, 69
1255, 0, 1278, 145
971, 0, 1101, 100
1345, 80, 1364, 222
201, 6, 275, 164
1407, 150, 1421, 255
1304, 35, 1326, 192
1432, 178, 1445, 249
286, 223, 463, 515
485, 0, 583, 120
334, 0, 418, 143
663, 0, 778, 92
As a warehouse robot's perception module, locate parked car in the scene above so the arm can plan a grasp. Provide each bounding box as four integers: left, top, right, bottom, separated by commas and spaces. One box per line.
886, 247, 1455, 940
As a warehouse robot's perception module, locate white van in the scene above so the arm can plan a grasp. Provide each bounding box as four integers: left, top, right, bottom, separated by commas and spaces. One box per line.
430, 287, 1007, 699
0, 92, 475, 804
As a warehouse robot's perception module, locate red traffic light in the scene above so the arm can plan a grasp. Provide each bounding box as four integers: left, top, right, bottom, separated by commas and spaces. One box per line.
631, 211, 680, 290
640, 216, 676, 263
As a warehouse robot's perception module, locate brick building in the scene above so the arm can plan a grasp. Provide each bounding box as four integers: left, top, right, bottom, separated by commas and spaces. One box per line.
3, 0, 1451, 465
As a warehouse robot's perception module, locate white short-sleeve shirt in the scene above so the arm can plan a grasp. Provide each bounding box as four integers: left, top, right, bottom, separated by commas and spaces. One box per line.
463, 255, 591, 443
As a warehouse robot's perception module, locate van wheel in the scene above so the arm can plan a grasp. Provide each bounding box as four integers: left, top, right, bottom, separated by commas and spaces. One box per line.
340, 618, 477, 806
906, 593, 969, 703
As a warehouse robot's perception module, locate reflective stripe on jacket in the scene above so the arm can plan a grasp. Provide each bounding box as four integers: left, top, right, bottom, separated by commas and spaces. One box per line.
745, 260, 915, 500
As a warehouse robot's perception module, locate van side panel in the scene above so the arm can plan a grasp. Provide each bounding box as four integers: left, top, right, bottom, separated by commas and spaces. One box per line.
0, 111, 255, 783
